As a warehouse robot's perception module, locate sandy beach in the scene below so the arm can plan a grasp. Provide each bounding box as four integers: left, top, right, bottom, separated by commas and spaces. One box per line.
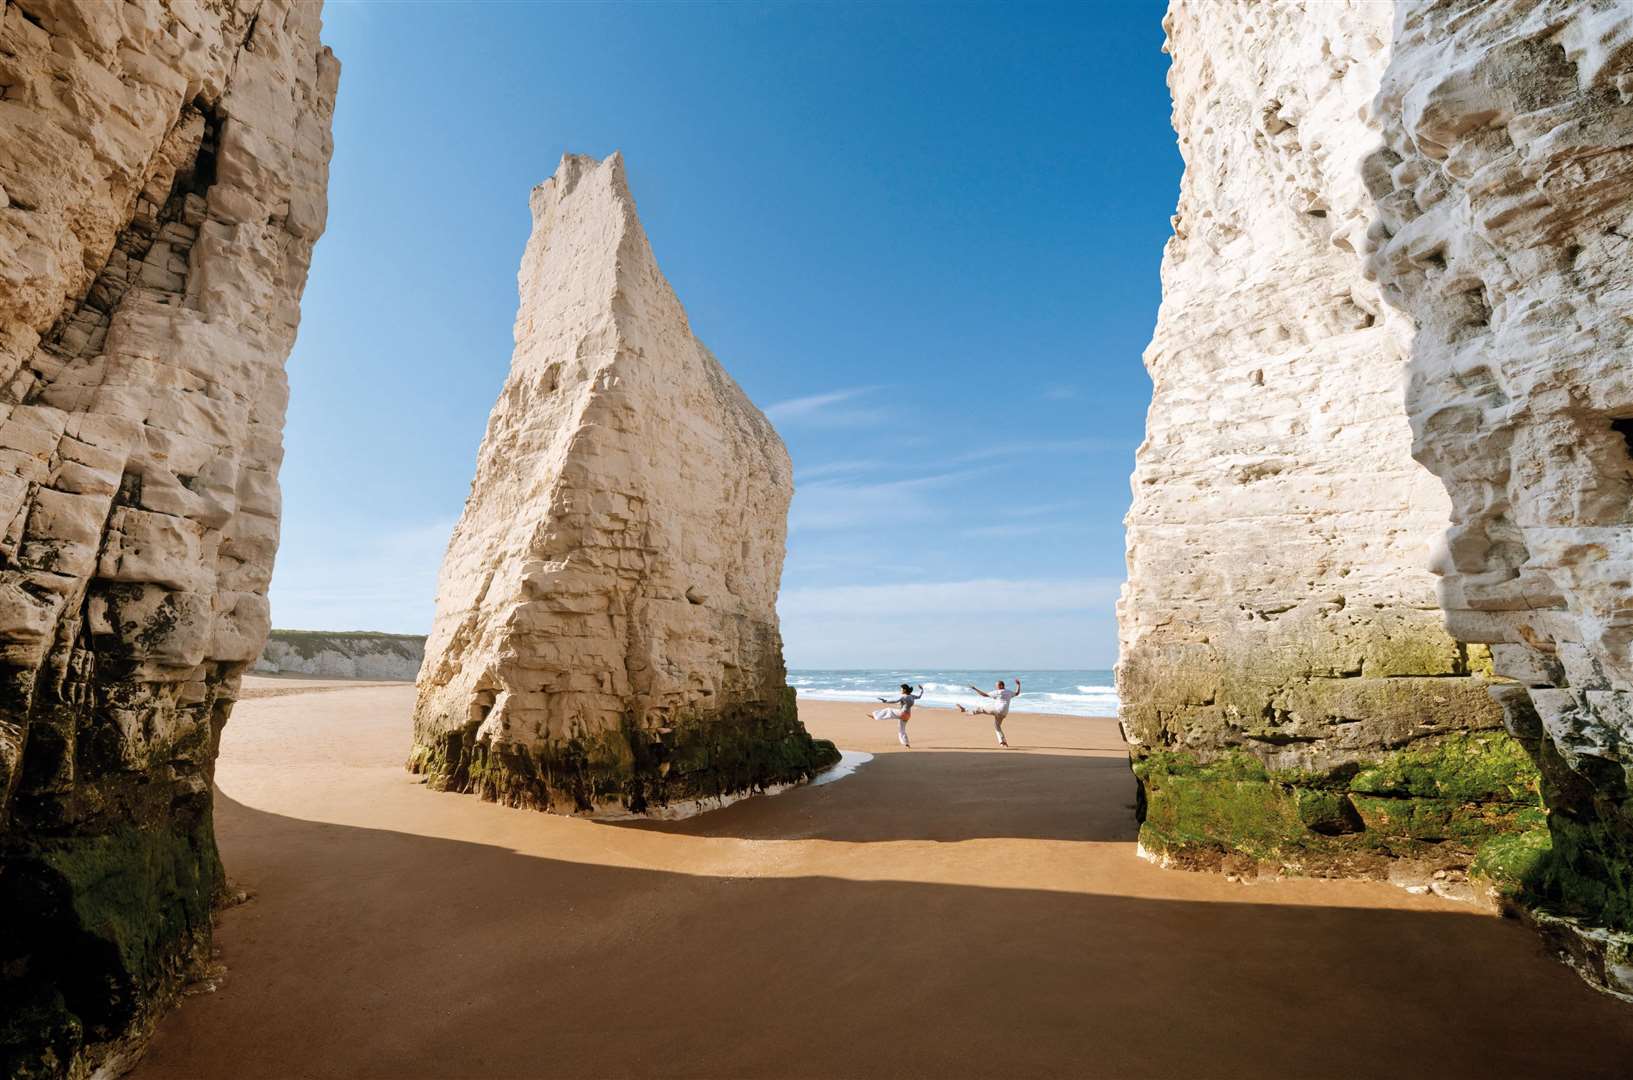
131, 678, 1633, 1079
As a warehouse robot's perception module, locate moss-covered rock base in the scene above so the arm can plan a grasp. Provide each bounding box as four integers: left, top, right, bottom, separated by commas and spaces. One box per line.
1529, 813, 1633, 930
0, 813, 222, 1079
1475, 691, 1633, 998
1132, 731, 1546, 886
408, 687, 840, 816
1511, 906, 1633, 1002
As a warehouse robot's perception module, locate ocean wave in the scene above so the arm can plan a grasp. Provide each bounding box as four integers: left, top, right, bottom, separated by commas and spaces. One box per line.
785, 670, 1119, 717
791, 687, 1118, 718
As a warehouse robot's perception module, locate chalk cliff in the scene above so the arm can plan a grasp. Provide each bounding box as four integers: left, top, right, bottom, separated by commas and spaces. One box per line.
410, 153, 836, 815
254, 630, 425, 680
0, 0, 335, 1073
1367, 0, 1633, 995
1118, 1, 1538, 895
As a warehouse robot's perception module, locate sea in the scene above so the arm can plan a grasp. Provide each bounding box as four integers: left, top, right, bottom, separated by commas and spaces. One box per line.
788, 669, 1119, 718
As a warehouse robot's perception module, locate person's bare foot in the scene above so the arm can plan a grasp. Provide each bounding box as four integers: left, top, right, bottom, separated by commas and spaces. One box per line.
956, 704, 967, 713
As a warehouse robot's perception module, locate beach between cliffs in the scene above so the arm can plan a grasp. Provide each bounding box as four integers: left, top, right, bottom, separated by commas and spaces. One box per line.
131, 678, 1633, 1079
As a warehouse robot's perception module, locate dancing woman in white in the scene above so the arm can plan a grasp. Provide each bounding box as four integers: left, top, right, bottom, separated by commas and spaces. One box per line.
868, 683, 924, 749
957, 677, 1020, 746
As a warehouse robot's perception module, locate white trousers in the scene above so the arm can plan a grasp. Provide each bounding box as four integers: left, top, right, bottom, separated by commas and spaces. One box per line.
873, 708, 911, 746
972, 704, 1010, 745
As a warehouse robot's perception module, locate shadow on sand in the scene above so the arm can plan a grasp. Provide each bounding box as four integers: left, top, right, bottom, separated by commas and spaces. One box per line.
612, 750, 1140, 843
129, 781, 1633, 1080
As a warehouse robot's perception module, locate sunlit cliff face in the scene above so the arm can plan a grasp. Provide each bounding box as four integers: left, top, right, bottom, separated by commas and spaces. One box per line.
1117, 0, 1527, 892
407, 153, 836, 818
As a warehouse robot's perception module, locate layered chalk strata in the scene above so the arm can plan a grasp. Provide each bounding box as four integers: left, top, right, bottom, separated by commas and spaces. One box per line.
410, 153, 836, 815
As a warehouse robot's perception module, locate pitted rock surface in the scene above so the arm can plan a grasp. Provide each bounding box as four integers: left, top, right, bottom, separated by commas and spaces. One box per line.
1367, 0, 1633, 995
0, 1, 335, 1073
410, 153, 835, 816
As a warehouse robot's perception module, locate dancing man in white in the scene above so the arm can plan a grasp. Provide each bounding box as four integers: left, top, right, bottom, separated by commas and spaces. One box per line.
957, 677, 1020, 747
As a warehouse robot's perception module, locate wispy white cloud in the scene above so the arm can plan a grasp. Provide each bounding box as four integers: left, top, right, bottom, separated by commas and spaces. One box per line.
960, 501, 1094, 538
799, 468, 981, 493
764, 385, 882, 426
1044, 385, 1077, 401
786, 554, 930, 576
779, 576, 1121, 618
960, 522, 1092, 539
789, 467, 989, 532
792, 459, 884, 483
1008, 499, 1087, 519
947, 437, 1120, 466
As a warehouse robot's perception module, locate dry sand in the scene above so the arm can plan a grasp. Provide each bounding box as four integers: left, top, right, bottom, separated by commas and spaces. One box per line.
133, 679, 1633, 1079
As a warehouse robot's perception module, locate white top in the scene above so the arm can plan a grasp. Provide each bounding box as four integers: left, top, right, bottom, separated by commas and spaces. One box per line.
993, 688, 1017, 703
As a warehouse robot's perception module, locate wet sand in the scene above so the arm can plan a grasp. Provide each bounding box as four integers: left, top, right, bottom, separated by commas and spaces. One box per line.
134, 679, 1633, 1079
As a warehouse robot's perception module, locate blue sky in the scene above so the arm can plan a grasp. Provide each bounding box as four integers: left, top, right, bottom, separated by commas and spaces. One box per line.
271, 0, 1180, 669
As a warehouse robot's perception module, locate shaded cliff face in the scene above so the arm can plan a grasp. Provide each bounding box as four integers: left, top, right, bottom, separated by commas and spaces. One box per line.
0, 1, 336, 1073
254, 630, 425, 680
1366, 0, 1633, 993
410, 153, 836, 816
1118, 1, 1538, 888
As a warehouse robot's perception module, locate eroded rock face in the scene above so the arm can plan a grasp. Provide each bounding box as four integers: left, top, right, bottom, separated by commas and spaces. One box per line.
1118, 1, 1538, 885
410, 153, 836, 816
0, 1, 335, 1072
1366, 0, 1633, 993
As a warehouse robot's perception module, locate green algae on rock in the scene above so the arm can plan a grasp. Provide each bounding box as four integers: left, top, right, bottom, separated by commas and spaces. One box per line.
1, 811, 225, 1077
1133, 731, 1545, 884
409, 688, 839, 815
1119, 625, 1519, 883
